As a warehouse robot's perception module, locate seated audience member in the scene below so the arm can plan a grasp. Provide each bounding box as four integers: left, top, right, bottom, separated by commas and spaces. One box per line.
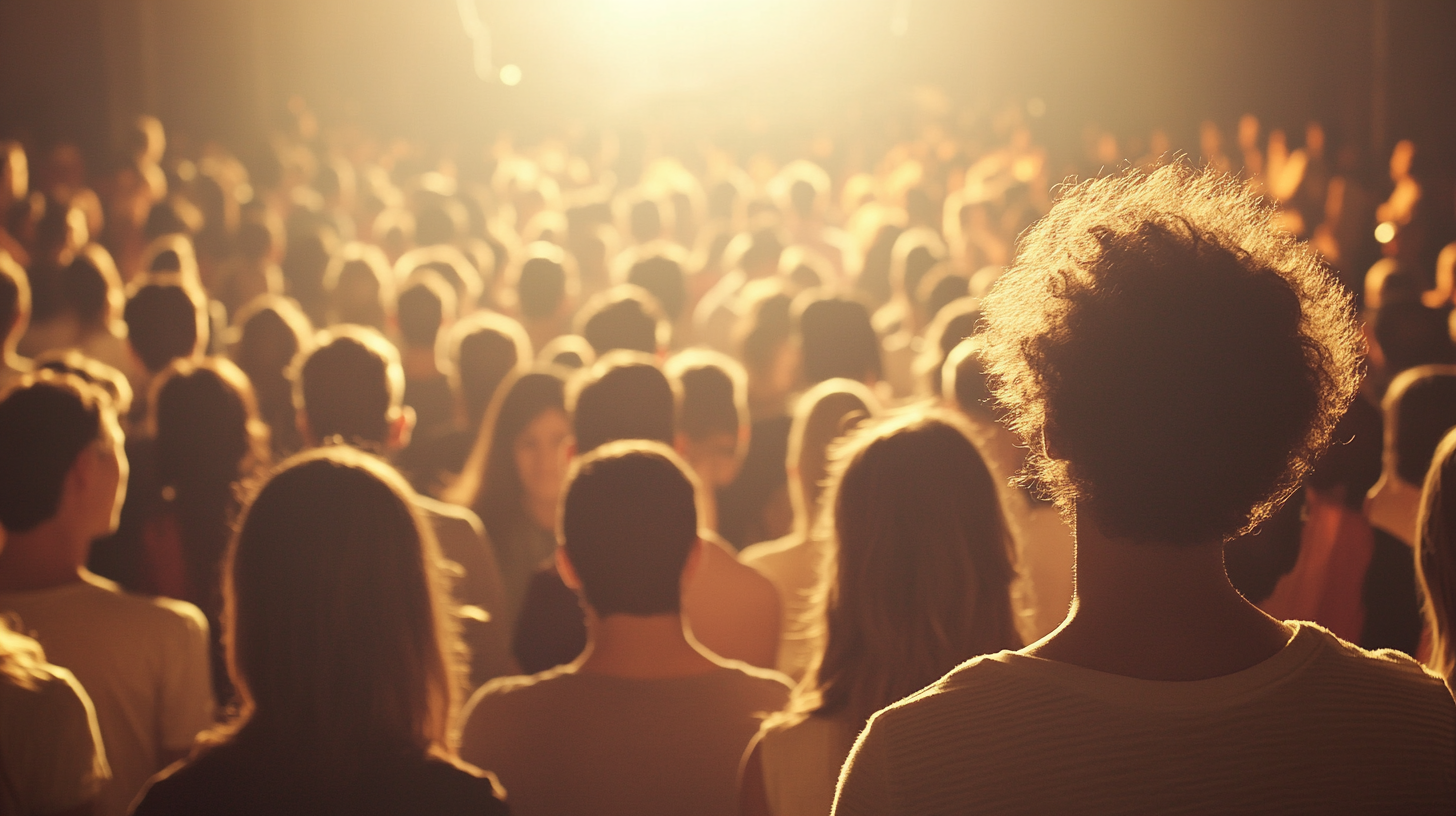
795, 294, 882, 388
294, 327, 514, 685
229, 296, 314, 458
1, 250, 32, 389
1416, 427, 1456, 681
458, 441, 790, 816
834, 167, 1456, 814
0, 374, 213, 816
740, 378, 879, 680
0, 538, 110, 816
513, 353, 781, 672
744, 411, 1023, 816
510, 241, 578, 353
1261, 396, 1384, 642
448, 369, 572, 638
666, 349, 750, 532
577, 283, 669, 357
1363, 365, 1456, 655
395, 271, 457, 441
322, 242, 394, 333
122, 276, 207, 422
132, 448, 508, 815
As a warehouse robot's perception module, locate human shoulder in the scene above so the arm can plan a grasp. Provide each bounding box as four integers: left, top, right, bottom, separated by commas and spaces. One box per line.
414, 495, 487, 539
1294, 621, 1456, 706
78, 572, 208, 636
739, 532, 803, 570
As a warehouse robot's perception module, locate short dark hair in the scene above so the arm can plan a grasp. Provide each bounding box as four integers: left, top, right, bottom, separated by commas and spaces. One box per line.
667, 349, 746, 442
295, 327, 402, 447
577, 284, 668, 356
569, 352, 676, 454
124, 277, 203, 373
0, 252, 29, 346
396, 273, 455, 350
795, 295, 882, 385
562, 441, 699, 616
63, 246, 121, 327
627, 254, 687, 322
516, 243, 573, 322
980, 165, 1361, 544
1385, 366, 1456, 486
0, 375, 107, 532
448, 313, 531, 429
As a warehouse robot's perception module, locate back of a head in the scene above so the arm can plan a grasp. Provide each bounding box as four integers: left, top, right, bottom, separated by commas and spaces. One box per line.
0, 374, 106, 533
226, 447, 452, 750
1385, 366, 1456, 486
451, 313, 532, 429
324, 244, 394, 331
577, 284, 668, 356
0, 252, 29, 348
945, 338, 996, 419
152, 358, 261, 494
562, 441, 698, 616
396, 272, 455, 351
537, 334, 596, 371
1374, 301, 1455, 377
124, 277, 204, 374
296, 327, 402, 448
667, 349, 747, 443
234, 297, 313, 382
1417, 427, 1456, 677
627, 253, 687, 324
891, 228, 947, 299
979, 165, 1361, 544
62, 245, 122, 328
920, 296, 981, 397
816, 411, 1020, 727
515, 244, 572, 322
395, 246, 483, 315
788, 378, 879, 523
569, 352, 676, 454
34, 350, 134, 419
796, 294, 882, 385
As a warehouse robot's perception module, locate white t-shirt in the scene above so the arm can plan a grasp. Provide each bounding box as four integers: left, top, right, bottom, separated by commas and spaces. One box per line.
834, 622, 1456, 815
0, 650, 110, 815
0, 573, 214, 816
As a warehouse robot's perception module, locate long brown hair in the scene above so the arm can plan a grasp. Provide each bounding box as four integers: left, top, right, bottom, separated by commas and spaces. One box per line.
218, 446, 461, 760
804, 409, 1022, 730
1416, 427, 1456, 678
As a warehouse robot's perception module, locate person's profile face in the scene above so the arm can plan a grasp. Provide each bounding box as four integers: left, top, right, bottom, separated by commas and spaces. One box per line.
514, 407, 572, 512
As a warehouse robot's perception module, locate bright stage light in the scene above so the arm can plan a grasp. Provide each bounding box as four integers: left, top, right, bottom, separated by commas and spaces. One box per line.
499, 64, 522, 86
1375, 221, 1396, 244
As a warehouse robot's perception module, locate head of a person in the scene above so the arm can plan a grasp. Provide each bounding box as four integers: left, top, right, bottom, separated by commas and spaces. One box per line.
736, 285, 796, 412
559, 440, 700, 617
1373, 301, 1455, 379
917, 296, 981, 397
323, 243, 395, 331
666, 349, 749, 490
0, 373, 126, 540
447, 312, 533, 431
1416, 427, 1456, 678
626, 252, 688, 324
0, 252, 30, 355
795, 294, 882, 386
455, 369, 571, 528
979, 165, 1362, 544
944, 337, 997, 419
786, 378, 879, 530
294, 326, 409, 451
123, 276, 207, 375
568, 351, 676, 455
732, 224, 787, 278
222, 447, 458, 753
61, 244, 124, 331
537, 334, 596, 371
151, 357, 269, 498
576, 284, 669, 357
772, 161, 830, 221
890, 227, 947, 302
1382, 366, 1456, 487
396, 271, 456, 353
512, 242, 577, 324
395, 245, 484, 317
813, 411, 1020, 728
34, 350, 134, 420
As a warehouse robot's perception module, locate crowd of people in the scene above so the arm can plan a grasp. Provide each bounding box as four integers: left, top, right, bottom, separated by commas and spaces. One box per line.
0, 97, 1454, 815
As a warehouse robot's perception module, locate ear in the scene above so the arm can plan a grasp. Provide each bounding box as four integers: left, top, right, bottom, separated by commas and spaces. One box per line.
388, 405, 416, 451
556, 546, 582, 591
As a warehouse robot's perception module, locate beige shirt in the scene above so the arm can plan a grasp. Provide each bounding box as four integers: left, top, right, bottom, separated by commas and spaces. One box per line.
459, 663, 791, 816
834, 622, 1456, 815
740, 532, 826, 682
758, 714, 858, 816
0, 573, 213, 816
0, 654, 110, 815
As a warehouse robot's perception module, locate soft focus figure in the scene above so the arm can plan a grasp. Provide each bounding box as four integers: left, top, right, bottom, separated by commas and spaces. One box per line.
131, 447, 508, 815
1416, 427, 1456, 681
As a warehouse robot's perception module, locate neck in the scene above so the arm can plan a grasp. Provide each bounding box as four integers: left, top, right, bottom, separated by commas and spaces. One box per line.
0, 523, 90, 592
1026, 505, 1290, 681
576, 610, 719, 679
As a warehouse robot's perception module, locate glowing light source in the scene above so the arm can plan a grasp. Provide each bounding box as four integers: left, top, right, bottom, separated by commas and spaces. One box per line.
1375, 221, 1397, 244
499, 64, 522, 86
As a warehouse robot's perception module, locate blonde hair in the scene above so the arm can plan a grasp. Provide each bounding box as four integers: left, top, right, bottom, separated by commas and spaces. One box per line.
1416, 427, 1456, 678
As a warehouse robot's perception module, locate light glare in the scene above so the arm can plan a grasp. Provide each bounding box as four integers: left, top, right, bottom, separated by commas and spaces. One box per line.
1374, 221, 1396, 244
499, 64, 522, 86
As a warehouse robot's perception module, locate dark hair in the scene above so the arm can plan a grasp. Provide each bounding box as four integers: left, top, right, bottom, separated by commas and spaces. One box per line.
34, 350, 134, 417
0, 252, 28, 346
395, 246, 483, 315
295, 327, 402, 447
918, 296, 981, 397
1306, 396, 1383, 510
561, 441, 699, 616
124, 278, 204, 374
627, 254, 687, 322
1373, 302, 1455, 377
859, 223, 905, 306
454, 370, 567, 529
945, 339, 995, 419
232, 297, 314, 458
577, 284, 668, 356
0, 375, 107, 532
737, 288, 793, 376
980, 166, 1361, 543
667, 349, 746, 442
516, 246, 571, 322
324, 244, 394, 331
396, 273, 454, 350
568, 352, 676, 454
62, 245, 122, 328
807, 411, 1020, 730
1384, 366, 1456, 486
796, 295, 882, 385
222, 447, 459, 753
449, 313, 532, 430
